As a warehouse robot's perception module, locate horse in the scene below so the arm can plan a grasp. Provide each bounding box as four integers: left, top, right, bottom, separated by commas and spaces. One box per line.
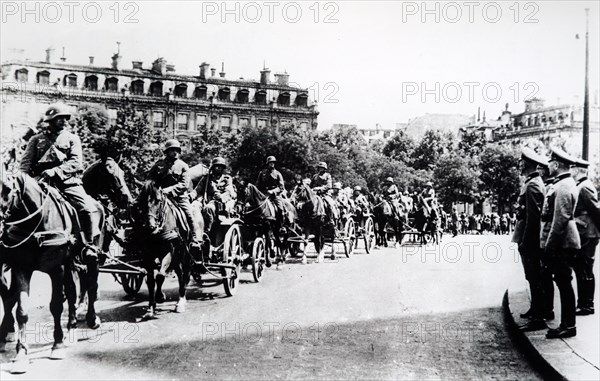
132, 180, 202, 320
372, 195, 404, 248
0, 171, 104, 373
292, 183, 334, 264
241, 183, 297, 266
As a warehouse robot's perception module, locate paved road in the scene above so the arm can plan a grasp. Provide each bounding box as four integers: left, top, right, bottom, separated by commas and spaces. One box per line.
0, 234, 542, 380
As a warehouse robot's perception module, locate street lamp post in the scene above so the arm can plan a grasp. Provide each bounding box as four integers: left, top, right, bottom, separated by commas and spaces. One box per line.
583, 8, 590, 160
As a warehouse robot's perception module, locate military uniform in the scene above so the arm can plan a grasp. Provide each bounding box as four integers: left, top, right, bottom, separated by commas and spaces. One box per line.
20, 127, 100, 244
256, 164, 286, 225
512, 147, 549, 324
311, 165, 338, 221
193, 168, 236, 234
573, 160, 600, 314
542, 148, 581, 337
149, 156, 198, 241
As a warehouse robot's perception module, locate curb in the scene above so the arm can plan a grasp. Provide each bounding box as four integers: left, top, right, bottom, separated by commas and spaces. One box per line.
503, 290, 566, 381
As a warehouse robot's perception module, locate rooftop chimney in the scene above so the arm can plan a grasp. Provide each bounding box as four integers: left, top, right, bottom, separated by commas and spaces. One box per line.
219, 62, 225, 78
111, 42, 122, 70
152, 58, 167, 75
60, 46, 66, 62
132, 61, 143, 70
89, 56, 95, 65
260, 68, 271, 85
199, 62, 210, 80
45, 48, 54, 63
211, 68, 216, 77
274, 72, 289, 86
166, 64, 175, 72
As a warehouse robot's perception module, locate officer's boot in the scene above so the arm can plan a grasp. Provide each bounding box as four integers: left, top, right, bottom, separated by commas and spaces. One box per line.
79, 212, 99, 259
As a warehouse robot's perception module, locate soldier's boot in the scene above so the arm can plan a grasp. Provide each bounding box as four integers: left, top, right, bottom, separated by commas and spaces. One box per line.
183, 209, 201, 248
79, 212, 99, 259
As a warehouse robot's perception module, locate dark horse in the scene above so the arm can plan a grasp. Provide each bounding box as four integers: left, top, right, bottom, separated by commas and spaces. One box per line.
293, 184, 333, 264
373, 195, 404, 248
412, 194, 434, 244
133, 180, 202, 320
0, 172, 104, 373
241, 184, 297, 266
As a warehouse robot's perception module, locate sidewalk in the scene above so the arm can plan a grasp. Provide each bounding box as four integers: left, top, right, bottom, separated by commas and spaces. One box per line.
505, 286, 600, 381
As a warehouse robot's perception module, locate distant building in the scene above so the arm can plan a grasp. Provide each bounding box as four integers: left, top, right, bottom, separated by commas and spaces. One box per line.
1, 46, 319, 151
402, 113, 472, 140
356, 123, 400, 145
491, 98, 600, 161
458, 106, 511, 142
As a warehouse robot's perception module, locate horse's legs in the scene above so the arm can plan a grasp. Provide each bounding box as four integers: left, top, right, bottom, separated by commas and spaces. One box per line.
48, 267, 68, 359
143, 261, 157, 319
10, 268, 32, 373
84, 254, 100, 329
0, 271, 17, 352
63, 264, 78, 330
173, 249, 188, 313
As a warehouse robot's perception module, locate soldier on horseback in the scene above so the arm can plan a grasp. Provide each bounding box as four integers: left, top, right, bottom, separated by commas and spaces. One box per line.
148, 139, 200, 248
191, 156, 237, 235
351, 186, 370, 229
20, 103, 101, 258
421, 181, 437, 213
311, 161, 339, 222
381, 177, 403, 218
256, 156, 286, 230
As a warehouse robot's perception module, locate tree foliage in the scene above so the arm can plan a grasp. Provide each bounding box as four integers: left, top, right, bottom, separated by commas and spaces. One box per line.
479, 145, 521, 213
433, 152, 481, 207
382, 131, 416, 166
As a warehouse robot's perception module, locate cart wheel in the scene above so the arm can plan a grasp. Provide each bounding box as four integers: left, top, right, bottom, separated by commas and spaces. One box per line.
364, 217, 375, 254
120, 273, 145, 296
287, 241, 301, 257
251, 237, 266, 282
343, 219, 356, 258
222, 225, 242, 296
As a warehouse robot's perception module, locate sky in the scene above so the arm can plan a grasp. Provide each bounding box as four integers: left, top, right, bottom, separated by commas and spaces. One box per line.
2, 1, 599, 130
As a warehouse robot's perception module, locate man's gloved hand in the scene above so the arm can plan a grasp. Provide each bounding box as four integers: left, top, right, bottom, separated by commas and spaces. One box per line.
40, 168, 56, 182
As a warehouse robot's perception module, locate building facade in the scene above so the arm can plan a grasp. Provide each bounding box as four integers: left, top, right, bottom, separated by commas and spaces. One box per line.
1, 48, 319, 151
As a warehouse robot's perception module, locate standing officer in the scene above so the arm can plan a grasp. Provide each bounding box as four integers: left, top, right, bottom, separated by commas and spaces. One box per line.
541, 147, 581, 339
512, 148, 548, 331
572, 158, 600, 315
192, 157, 237, 235
20, 103, 100, 257
256, 156, 286, 228
148, 139, 200, 247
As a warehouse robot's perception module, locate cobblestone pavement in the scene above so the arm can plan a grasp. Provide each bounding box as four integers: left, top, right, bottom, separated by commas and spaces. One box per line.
0, 234, 543, 380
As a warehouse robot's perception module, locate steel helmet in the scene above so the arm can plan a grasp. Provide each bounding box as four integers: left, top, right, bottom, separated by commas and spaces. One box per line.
317, 162, 328, 169
385, 177, 394, 183
354, 186, 362, 192
211, 156, 227, 168
43, 103, 72, 122
266, 156, 277, 164
163, 139, 182, 152
333, 182, 342, 190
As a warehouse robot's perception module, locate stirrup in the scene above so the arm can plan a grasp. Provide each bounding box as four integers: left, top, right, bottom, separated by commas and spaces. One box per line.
82, 244, 99, 258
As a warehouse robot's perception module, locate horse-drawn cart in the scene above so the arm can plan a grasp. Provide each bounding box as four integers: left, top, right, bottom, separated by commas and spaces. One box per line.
352, 212, 375, 254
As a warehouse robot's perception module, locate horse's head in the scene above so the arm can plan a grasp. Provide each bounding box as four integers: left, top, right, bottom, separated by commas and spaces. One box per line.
135, 180, 165, 234
102, 159, 134, 209
0, 171, 17, 223
244, 183, 266, 206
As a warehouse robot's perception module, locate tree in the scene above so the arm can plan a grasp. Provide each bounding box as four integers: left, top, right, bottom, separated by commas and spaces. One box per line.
100, 101, 169, 191
382, 131, 416, 166
433, 152, 481, 208
458, 129, 487, 157
479, 144, 521, 214
412, 129, 452, 171
72, 103, 109, 166
181, 124, 240, 168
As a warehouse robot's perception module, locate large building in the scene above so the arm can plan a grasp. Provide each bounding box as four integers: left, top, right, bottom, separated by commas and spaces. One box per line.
490, 98, 600, 161
1, 47, 319, 151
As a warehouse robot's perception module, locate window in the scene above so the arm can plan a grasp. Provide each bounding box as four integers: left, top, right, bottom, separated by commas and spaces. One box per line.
194, 85, 207, 100
15, 68, 28, 82
131, 80, 144, 95
239, 117, 250, 128
295, 93, 308, 107
153, 111, 164, 128
257, 119, 267, 128
277, 92, 290, 106
105, 77, 118, 92
235, 89, 249, 103
218, 87, 230, 102
299, 121, 309, 130
65, 73, 77, 88
150, 82, 163, 97
196, 114, 207, 130
255, 90, 267, 105
107, 108, 118, 125
220, 116, 231, 133
280, 119, 290, 127
177, 113, 189, 130
36, 71, 50, 85
174, 83, 188, 98
84, 75, 98, 90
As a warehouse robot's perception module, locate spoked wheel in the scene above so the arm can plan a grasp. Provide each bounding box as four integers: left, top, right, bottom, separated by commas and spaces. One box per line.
343, 219, 356, 258
251, 237, 266, 282
363, 217, 375, 254
222, 225, 242, 297
120, 273, 145, 296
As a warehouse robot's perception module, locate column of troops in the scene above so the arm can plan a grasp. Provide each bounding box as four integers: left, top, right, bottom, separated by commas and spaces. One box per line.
512, 146, 600, 339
